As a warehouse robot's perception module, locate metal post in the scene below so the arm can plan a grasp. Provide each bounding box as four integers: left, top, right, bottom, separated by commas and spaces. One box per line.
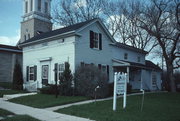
113, 72, 117, 111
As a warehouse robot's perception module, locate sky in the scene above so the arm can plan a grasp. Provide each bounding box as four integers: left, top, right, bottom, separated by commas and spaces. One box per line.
0, 0, 161, 64
0, 0, 22, 46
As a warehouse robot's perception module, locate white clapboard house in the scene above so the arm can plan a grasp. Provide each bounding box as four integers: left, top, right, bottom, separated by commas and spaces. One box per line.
19, 0, 162, 91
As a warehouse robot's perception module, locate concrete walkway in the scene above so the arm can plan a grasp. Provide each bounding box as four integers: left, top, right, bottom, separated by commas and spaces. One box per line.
3, 92, 37, 100
45, 92, 146, 111
0, 98, 94, 121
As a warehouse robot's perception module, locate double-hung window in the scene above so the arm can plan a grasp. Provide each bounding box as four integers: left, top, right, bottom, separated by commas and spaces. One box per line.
29, 66, 34, 81
58, 63, 65, 80
90, 30, 102, 50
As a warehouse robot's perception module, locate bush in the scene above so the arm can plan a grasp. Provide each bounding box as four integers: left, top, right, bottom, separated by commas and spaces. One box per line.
59, 62, 73, 96
12, 60, 23, 90
74, 65, 109, 98
127, 83, 132, 94
39, 84, 57, 95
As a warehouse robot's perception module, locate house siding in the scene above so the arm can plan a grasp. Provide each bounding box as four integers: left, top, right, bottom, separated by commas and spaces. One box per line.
23, 36, 75, 88
75, 22, 114, 82
0, 51, 22, 82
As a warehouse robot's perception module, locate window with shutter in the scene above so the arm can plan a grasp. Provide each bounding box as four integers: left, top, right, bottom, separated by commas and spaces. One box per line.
90, 30, 102, 50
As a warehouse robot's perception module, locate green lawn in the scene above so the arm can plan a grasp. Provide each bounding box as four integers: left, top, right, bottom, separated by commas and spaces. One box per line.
0, 82, 12, 89
57, 93, 180, 121
0, 90, 27, 97
9, 94, 88, 108
0, 108, 39, 121
0, 108, 14, 117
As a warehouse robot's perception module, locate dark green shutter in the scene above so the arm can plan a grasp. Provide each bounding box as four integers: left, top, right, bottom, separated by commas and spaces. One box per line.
98, 64, 102, 70
34, 65, 37, 81
26, 66, 29, 81
90, 30, 94, 48
107, 65, 109, 81
54, 63, 58, 82
99, 33, 102, 50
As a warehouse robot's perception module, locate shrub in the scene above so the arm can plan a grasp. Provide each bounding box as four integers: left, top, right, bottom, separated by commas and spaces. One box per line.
12, 60, 23, 90
59, 62, 73, 96
74, 65, 109, 98
39, 84, 57, 95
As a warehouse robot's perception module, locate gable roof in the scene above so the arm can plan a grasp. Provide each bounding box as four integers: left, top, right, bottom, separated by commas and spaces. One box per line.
20, 19, 97, 45
0, 44, 22, 53
110, 42, 148, 54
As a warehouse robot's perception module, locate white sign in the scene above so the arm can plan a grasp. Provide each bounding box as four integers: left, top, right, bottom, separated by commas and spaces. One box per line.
113, 72, 127, 111
116, 74, 126, 95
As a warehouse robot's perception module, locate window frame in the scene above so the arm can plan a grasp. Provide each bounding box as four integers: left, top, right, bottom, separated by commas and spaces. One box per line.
45, 2, 48, 13
38, 0, 41, 11
29, 66, 34, 81
152, 72, 157, 87
58, 63, 65, 80
93, 32, 99, 49
25, 1, 28, 13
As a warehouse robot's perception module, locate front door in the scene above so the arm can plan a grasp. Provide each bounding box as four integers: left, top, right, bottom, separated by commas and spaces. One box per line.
42, 65, 49, 85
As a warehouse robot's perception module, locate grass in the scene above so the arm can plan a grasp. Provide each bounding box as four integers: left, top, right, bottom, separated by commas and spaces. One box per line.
9, 94, 89, 108
0, 108, 14, 117
0, 108, 40, 121
0, 90, 27, 97
57, 93, 180, 121
0, 82, 12, 89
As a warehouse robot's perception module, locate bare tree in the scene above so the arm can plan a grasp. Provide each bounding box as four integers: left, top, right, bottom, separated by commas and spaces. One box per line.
53, 0, 105, 27
136, 0, 180, 92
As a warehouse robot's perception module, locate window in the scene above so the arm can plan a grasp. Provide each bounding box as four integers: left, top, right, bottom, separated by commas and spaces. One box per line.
152, 72, 157, 87
24, 35, 26, 41
29, 67, 34, 80
58, 63, 65, 80
30, 0, 33, 11
25, 1, 28, 13
28, 34, 30, 39
137, 56, 141, 62
45, 2, 48, 13
102, 65, 106, 73
42, 65, 48, 79
93, 32, 99, 48
90, 30, 102, 50
124, 53, 128, 60
38, 0, 41, 11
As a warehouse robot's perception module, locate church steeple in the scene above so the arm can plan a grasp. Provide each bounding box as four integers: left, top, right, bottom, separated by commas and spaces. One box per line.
20, 0, 52, 43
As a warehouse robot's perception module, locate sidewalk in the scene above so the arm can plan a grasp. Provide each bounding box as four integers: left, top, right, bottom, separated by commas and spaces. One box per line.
45, 92, 145, 111
0, 98, 94, 121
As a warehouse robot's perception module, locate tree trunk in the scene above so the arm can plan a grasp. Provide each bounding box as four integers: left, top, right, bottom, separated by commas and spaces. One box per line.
167, 64, 176, 92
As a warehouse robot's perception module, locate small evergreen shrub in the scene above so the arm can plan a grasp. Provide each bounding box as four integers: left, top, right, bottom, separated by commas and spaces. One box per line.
12, 60, 23, 90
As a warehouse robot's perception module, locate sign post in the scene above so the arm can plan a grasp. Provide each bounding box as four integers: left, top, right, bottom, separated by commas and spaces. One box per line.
113, 72, 117, 111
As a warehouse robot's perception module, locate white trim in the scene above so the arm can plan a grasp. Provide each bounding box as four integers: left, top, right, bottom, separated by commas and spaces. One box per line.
19, 31, 75, 47
112, 59, 130, 67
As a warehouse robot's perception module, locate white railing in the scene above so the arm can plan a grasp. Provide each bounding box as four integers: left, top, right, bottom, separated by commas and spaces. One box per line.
23, 81, 37, 92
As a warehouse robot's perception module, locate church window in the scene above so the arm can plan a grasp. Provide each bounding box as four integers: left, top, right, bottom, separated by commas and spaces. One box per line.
38, 0, 41, 11
25, 1, 28, 13
45, 2, 48, 13
30, 0, 33, 11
